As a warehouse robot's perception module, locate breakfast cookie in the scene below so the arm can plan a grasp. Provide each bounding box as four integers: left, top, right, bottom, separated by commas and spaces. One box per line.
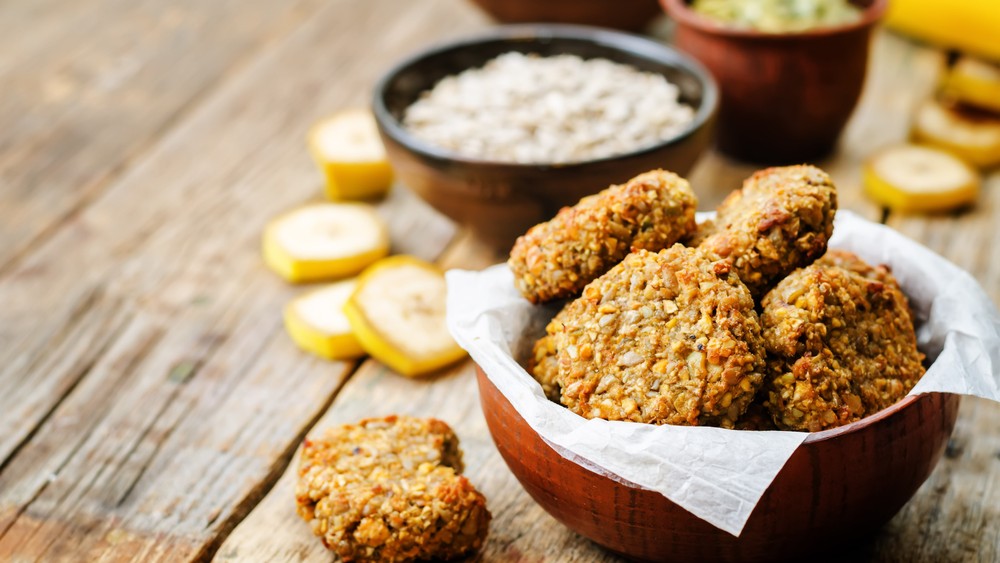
816, 248, 896, 285
295, 416, 490, 562
529, 332, 563, 402
554, 245, 766, 428
696, 165, 838, 299
509, 169, 698, 304
761, 254, 925, 432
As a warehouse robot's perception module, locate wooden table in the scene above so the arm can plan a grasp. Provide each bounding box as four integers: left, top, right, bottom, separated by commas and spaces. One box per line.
1, 0, 997, 560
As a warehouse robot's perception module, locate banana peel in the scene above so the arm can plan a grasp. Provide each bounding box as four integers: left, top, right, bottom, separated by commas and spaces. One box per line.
344, 256, 466, 377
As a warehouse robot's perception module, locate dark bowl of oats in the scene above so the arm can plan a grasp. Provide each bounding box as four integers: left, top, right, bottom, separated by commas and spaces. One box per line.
372, 24, 717, 251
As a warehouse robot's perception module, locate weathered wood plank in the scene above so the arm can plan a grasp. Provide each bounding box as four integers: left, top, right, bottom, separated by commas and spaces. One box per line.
215, 234, 624, 562
0, 0, 471, 560
0, 0, 325, 274
2, 0, 998, 560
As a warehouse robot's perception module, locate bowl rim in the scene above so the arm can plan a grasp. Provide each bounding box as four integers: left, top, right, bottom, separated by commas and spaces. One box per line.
371, 23, 718, 170
477, 359, 943, 445
662, 0, 888, 39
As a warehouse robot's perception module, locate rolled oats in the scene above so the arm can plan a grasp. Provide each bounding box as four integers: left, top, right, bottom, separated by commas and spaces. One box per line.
403, 52, 696, 164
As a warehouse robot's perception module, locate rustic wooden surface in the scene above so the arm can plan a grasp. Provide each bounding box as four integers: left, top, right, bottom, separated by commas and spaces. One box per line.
0, 0, 997, 561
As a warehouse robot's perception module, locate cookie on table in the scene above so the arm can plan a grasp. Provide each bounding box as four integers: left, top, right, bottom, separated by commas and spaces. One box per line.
295, 415, 490, 562
509, 169, 698, 304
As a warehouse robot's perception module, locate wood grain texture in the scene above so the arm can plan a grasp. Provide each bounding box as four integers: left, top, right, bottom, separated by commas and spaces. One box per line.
215, 235, 622, 563
1, 0, 998, 560
0, 0, 462, 560
0, 0, 325, 275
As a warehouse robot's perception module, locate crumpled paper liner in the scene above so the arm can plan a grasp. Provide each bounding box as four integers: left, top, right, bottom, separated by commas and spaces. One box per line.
445, 210, 1000, 536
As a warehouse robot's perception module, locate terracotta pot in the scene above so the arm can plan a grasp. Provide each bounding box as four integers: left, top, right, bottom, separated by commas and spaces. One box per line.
661, 0, 887, 163
372, 25, 717, 252
476, 366, 959, 562
469, 0, 664, 32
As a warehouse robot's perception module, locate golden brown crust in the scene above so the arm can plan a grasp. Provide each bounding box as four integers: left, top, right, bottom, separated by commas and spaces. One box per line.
760, 255, 925, 432
697, 165, 838, 299
529, 332, 563, 402
508, 169, 698, 304
816, 249, 895, 284
295, 416, 490, 562
552, 245, 766, 428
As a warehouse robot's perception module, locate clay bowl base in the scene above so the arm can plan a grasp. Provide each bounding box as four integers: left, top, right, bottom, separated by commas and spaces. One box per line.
476, 365, 959, 562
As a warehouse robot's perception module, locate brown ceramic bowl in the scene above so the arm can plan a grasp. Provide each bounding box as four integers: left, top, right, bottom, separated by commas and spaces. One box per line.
476, 366, 959, 562
372, 25, 717, 251
662, 0, 887, 163
469, 0, 663, 32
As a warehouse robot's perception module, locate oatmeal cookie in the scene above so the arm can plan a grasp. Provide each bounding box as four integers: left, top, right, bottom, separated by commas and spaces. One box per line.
529, 332, 563, 402
295, 416, 490, 562
817, 249, 896, 284
761, 255, 925, 432
555, 245, 766, 427
509, 169, 698, 304
697, 165, 838, 299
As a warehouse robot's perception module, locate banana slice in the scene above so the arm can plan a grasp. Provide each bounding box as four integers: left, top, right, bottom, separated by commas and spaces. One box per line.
284, 280, 365, 360
263, 203, 389, 283
864, 144, 980, 212
308, 109, 393, 201
944, 56, 1000, 114
344, 256, 466, 377
912, 98, 1000, 169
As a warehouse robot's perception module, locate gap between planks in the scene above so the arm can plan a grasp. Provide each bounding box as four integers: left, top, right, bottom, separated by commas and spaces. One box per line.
0, 3, 472, 556
0, 0, 332, 279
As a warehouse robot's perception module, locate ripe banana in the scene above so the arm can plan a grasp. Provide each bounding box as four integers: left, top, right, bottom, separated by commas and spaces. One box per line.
911, 98, 1000, 169
284, 280, 365, 361
943, 56, 1000, 114
263, 203, 389, 283
863, 144, 980, 212
344, 256, 466, 377
308, 109, 394, 201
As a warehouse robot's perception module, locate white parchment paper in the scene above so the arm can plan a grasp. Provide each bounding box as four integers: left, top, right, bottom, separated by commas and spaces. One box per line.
445, 210, 1000, 536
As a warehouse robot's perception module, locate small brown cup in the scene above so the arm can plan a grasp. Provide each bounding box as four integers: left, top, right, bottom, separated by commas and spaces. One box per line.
662, 0, 887, 163
476, 365, 959, 562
